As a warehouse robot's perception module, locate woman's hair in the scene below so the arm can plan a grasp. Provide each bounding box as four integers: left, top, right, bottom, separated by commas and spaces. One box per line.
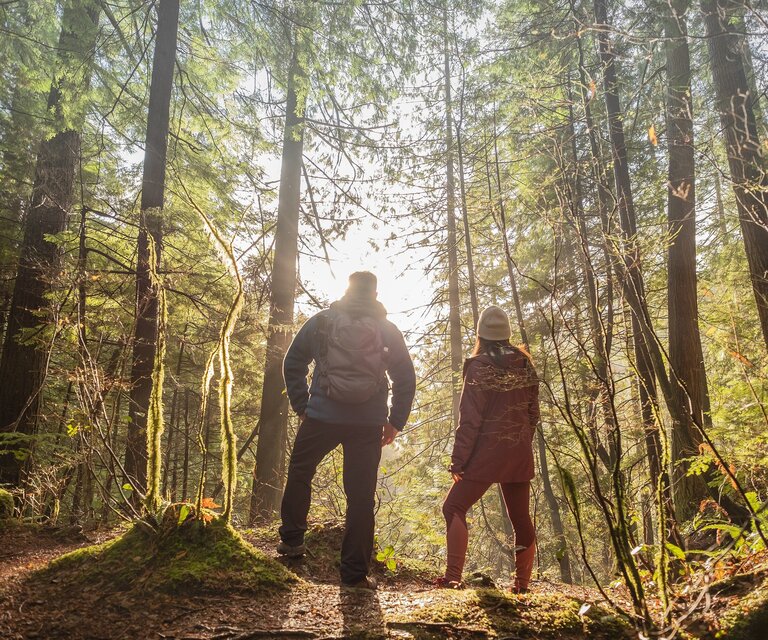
472, 337, 531, 366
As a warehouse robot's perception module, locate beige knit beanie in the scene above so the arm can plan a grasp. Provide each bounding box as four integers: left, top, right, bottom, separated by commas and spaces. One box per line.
477, 305, 512, 341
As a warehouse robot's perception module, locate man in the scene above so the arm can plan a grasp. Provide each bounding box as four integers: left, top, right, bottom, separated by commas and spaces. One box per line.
278, 271, 416, 589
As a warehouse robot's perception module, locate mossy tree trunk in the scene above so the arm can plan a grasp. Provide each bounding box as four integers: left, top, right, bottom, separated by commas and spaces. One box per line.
125, 0, 180, 501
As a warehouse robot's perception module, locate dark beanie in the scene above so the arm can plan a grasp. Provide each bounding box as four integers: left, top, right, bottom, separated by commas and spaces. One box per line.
346, 271, 377, 299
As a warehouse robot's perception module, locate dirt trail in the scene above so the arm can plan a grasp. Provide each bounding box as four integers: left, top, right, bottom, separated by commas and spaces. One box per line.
0, 524, 633, 639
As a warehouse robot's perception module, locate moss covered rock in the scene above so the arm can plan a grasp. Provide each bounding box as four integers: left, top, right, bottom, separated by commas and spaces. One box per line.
390, 587, 632, 640
42, 506, 297, 595
0, 488, 14, 519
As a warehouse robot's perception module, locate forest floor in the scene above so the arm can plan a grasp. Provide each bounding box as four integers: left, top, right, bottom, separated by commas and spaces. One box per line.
0, 519, 766, 640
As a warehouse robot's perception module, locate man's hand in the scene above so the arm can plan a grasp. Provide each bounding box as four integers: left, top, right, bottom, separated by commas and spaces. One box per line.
452, 472, 463, 484
381, 422, 398, 447
299, 413, 307, 423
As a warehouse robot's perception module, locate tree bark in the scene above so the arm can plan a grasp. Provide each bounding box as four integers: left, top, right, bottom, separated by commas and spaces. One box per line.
664, 0, 710, 520
0, 0, 101, 486
250, 41, 307, 524
125, 0, 180, 492
702, 0, 768, 352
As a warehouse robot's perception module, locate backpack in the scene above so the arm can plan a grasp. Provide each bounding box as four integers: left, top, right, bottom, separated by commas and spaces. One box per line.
317, 310, 388, 403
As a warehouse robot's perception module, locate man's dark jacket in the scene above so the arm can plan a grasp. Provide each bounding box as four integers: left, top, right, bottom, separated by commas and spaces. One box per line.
283, 295, 416, 430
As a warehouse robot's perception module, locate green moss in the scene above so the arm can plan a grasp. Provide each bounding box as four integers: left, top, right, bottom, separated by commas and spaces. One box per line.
0, 488, 14, 519
476, 589, 630, 639
389, 590, 489, 629
42, 508, 297, 595
715, 575, 768, 640
393, 588, 631, 640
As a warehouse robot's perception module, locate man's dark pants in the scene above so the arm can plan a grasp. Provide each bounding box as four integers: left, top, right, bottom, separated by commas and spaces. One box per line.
279, 417, 382, 584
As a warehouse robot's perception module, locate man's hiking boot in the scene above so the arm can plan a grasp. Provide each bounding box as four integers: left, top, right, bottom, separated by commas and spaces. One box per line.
341, 575, 378, 590
276, 541, 306, 558
433, 576, 464, 589
511, 585, 529, 595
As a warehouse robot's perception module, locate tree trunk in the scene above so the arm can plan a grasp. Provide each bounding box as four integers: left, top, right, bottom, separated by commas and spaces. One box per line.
593, 1, 661, 485
664, 0, 710, 520
250, 41, 307, 524
0, 0, 101, 486
162, 326, 187, 495
125, 0, 180, 492
182, 388, 191, 501
443, 3, 463, 429
456, 127, 479, 327
595, 0, 744, 524
491, 115, 528, 348
537, 430, 573, 583
564, 79, 618, 470
702, 0, 768, 352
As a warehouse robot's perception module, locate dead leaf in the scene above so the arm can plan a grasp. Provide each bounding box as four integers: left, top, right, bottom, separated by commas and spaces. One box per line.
728, 350, 754, 367
648, 124, 658, 146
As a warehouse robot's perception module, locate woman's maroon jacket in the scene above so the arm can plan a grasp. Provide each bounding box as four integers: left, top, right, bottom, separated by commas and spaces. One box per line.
450, 349, 540, 483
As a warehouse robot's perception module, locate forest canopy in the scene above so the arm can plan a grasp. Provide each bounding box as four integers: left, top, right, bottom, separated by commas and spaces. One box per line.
2, 0, 768, 637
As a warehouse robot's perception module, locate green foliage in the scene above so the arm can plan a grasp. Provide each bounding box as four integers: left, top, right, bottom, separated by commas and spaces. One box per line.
376, 543, 398, 573
0, 489, 14, 519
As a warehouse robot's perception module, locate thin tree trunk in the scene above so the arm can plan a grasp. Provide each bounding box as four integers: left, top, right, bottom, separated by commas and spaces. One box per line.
564, 80, 618, 470
702, 0, 768, 352
456, 127, 479, 326
182, 388, 191, 502
664, 0, 710, 520
125, 0, 180, 493
251, 38, 308, 523
574, 32, 615, 360
491, 114, 528, 348
162, 325, 187, 494
0, 0, 101, 486
537, 430, 573, 583
443, 3, 463, 429
72, 206, 89, 524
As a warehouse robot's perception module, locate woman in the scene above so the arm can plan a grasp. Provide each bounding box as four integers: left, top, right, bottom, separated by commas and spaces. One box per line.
439, 305, 539, 593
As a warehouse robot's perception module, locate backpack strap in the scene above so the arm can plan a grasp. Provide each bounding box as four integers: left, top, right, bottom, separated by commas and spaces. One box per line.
315, 311, 331, 384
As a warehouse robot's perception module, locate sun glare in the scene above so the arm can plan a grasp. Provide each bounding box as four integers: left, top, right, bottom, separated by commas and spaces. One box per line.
304, 221, 435, 333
